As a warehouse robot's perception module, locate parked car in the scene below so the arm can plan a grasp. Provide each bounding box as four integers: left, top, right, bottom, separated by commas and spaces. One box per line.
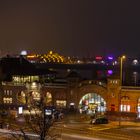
90, 117, 108, 124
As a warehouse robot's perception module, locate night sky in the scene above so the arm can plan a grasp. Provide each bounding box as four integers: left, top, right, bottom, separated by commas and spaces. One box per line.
0, 0, 140, 57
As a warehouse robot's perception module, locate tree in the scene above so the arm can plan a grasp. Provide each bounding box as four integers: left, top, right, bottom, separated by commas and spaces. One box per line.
8, 91, 60, 140
24, 98, 56, 140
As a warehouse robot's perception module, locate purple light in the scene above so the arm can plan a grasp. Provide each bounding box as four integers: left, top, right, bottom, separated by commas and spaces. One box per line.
108, 70, 113, 75
108, 56, 113, 60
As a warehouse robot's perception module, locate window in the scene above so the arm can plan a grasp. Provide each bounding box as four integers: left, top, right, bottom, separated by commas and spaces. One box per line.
10, 90, 12, 95
32, 91, 40, 100
79, 93, 106, 115
12, 76, 39, 83
120, 96, 130, 112
7, 90, 9, 95
3, 98, 12, 104
56, 100, 66, 107
4, 90, 6, 95
45, 92, 52, 104
137, 98, 140, 118
4, 90, 12, 96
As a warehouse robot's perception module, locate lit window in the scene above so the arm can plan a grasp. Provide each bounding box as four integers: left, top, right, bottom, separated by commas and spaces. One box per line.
3, 97, 12, 104
127, 105, 130, 112
120, 96, 130, 112
137, 98, 140, 118
21, 91, 25, 97
32, 91, 40, 100
56, 100, 66, 107
10, 90, 12, 95
7, 90, 9, 95
121, 104, 130, 112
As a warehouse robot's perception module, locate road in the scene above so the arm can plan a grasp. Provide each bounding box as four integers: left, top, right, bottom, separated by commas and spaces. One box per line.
1, 115, 140, 140
54, 121, 140, 140
60, 133, 107, 140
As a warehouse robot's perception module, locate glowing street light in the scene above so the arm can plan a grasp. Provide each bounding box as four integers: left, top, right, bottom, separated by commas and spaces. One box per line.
119, 55, 126, 126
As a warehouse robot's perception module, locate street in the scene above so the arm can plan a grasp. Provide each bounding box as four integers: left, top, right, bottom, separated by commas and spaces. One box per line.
61, 133, 107, 140
54, 118, 140, 140
0, 115, 140, 140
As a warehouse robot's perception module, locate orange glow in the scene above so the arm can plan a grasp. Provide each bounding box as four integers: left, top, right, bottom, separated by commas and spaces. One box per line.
27, 55, 37, 58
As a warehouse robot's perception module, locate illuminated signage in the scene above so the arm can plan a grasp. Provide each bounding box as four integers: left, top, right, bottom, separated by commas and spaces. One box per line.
108, 56, 113, 60
95, 56, 102, 60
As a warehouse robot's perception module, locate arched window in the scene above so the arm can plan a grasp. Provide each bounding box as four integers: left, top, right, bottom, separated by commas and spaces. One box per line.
32, 91, 40, 100
45, 92, 52, 105
79, 93, 106, 115
17, 91, 26, 104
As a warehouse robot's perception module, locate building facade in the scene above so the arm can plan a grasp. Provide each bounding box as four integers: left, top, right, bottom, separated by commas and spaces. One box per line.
1, 77, 140, 121
0, 55, 140, 121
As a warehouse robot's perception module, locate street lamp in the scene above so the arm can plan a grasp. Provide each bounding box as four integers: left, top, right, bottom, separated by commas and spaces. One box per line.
119, 55, 126, 126
120, 55, 126, 86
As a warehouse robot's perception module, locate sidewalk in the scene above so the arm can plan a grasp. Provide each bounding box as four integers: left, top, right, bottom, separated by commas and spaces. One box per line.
110, 121, 140, 127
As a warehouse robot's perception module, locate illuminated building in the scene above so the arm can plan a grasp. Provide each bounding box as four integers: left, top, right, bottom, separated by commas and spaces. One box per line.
0, 54, 140, 121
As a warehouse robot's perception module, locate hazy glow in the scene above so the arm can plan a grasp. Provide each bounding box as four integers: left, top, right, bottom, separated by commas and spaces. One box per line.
108, 70, 113, 75
20, 50, 27, 56
95, 56, 102, 60
108, 56, 113, 60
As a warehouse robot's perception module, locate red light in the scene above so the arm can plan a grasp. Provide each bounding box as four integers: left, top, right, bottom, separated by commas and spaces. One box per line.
95, 56, 102, 60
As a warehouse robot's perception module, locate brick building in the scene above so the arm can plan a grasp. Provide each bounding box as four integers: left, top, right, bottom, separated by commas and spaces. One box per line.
0, 56, 140, 121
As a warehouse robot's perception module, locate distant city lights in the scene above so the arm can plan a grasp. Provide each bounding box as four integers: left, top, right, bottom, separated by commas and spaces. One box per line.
18, 51, 140, 66
132, 59, 138, 65
108, 56, 113, 60
95, 56, 103, 60
20, 50, 27, 56
107, 70, 113, 75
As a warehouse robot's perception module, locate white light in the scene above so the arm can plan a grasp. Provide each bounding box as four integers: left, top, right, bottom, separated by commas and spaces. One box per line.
132, 59, 138, 65
70, 102, 75, 106
93, 61, 96, 64
32, 82, 36, 87
45, 110, 52, 115
18, 107, 23, 114
133, 71, 138, 75
115, 61, 117, 64
77, 60, 81, 63
101, 61, 105, 64
99, 82, 102, 85
20, 50, 27, 56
